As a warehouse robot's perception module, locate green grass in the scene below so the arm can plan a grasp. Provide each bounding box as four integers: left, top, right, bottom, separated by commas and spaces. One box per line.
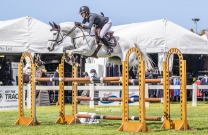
0, 102, 208, 135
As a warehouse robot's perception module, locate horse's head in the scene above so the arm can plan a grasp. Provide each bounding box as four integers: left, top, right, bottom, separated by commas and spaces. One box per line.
47, 22, 83, 52
47, 22, 63, 51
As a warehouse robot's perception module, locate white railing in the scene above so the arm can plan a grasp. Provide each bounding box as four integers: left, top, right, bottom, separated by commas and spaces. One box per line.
22, 83, 207, 109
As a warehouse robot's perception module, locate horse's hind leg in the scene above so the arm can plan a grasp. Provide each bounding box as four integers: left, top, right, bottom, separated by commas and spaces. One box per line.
63, 46, 72, 63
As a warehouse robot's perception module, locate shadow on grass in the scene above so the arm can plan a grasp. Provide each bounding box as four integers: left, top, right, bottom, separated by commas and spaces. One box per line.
194, 127, 208, 131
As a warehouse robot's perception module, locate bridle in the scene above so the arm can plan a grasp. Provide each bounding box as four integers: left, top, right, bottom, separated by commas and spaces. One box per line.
48, 23, 93, 49
48, 25, 77, 45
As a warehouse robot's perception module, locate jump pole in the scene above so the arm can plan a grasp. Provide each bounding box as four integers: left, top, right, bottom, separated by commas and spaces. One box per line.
76, 114, 163, 121
35, 77, 162, 84
76, 96, 163, 103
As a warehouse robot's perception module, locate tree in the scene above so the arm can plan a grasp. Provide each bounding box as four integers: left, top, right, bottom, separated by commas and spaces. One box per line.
199, 30, 205, 36
190, 28, 207, 36
190, 28, 195, 33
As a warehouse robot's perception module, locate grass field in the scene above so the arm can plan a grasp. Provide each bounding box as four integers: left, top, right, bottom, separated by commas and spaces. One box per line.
0, 102, 208, 135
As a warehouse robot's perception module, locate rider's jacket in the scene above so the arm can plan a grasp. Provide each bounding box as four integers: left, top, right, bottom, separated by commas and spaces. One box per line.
82, 13, 109, 29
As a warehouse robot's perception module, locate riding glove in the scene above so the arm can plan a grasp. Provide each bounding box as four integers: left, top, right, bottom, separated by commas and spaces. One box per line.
75, 22, 82, 27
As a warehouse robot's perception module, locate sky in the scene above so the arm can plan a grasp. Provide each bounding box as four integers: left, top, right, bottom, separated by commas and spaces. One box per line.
0, 0, 207, 34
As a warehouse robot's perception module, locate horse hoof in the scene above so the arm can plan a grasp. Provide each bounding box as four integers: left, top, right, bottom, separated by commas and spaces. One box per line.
64, 56, 70, 63
65, 60, 72, 65
66, 52, 71, 57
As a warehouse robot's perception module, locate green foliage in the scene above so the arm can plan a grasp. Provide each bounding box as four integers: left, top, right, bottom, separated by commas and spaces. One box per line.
0, 102, 208, 135
190, 28, 195, 33
190, 28, 207, 36
199, 30, 205, 36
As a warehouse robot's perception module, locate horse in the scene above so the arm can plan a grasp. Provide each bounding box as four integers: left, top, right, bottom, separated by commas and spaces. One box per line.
47, 22, 153, 70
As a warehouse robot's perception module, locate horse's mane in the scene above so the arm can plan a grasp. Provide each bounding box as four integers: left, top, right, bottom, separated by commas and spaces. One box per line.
59, 22, 94, 35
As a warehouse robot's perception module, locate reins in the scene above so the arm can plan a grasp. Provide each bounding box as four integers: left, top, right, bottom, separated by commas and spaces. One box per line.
49, 24, 95, 49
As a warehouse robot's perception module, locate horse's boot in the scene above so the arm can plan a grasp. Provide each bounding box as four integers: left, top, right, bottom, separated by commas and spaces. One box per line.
101, 36, 114, 55
64, 53, 70, 62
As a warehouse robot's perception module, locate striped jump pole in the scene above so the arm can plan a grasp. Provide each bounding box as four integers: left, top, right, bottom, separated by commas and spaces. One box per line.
35, 77, 162, 84
100, 78, 163, 84
76, 96, 164, 103
76, 114, 163, 121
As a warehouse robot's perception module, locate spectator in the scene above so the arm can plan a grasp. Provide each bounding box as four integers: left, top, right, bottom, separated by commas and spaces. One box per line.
146, 69, 155, 98
146, 69, 153, 79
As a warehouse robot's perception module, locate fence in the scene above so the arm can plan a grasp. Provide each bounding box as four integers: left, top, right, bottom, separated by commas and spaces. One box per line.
22, 83, 205, 109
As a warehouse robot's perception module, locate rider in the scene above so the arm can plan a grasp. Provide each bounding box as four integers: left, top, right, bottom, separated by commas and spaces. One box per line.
76, 6, 113, 54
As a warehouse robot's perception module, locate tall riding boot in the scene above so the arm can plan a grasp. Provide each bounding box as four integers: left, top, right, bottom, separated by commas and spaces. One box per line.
101, 36, 114, 55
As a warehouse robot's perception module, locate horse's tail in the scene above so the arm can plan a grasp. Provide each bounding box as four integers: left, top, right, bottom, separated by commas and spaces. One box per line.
134, 43, 154, 71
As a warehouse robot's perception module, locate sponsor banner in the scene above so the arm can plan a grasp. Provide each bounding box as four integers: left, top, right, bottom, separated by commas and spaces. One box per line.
98, 90, 120, 106
0, 46, 24, 53
120, 90, 139, 105
0, 86, 18, 110
11, 62, 19, 69
128, 90, 139, 105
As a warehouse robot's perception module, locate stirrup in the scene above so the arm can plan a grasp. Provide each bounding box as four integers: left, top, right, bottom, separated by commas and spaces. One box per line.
107, 51, 111, 56
108, 48, 113, 53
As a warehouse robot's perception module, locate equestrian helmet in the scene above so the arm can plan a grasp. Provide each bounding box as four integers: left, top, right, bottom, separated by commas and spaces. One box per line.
90, 69, 96, 73
79, 6, 90, 14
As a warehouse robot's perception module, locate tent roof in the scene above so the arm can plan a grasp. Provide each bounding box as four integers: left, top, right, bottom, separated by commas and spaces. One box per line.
1, 17, 208, 55
0, 16, 71, 53
111, 19, 208, 54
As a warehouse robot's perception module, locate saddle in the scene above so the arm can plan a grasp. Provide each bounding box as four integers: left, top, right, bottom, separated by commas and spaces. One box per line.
89, 28, 117, 57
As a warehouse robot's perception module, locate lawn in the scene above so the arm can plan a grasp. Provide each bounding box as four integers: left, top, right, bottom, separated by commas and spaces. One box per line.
0, 102, 208, 135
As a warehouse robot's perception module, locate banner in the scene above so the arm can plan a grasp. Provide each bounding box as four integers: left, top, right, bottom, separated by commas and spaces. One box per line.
128, 90, 139, 105
119, 90, 139, 106
98, 90, 120, 106
0, 86, 18, 110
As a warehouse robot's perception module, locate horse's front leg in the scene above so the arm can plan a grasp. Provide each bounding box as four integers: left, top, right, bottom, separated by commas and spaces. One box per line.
63, 54, 80, 66
63, 46, 72, 63
65, 46, 89, 57
65, 47, 89, 67
63, 46, 80, 66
